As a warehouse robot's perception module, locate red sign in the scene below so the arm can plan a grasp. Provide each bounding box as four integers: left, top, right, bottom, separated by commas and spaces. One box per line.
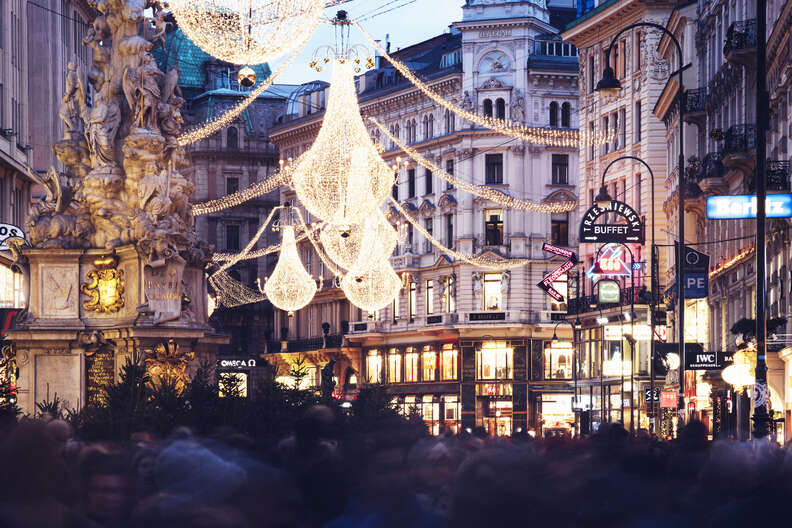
539, 259, 575, 288
541, 243, 578, 263
660, 390, 677, 409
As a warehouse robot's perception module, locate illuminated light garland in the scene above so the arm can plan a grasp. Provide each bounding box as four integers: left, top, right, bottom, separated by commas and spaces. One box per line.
210, 269, 267, 307
708, 245, 755, 279
341, 259, 402, 312
372, 119, 577, 213
177, 36, 306, 146
212, 222, 319, 262
355, 22, 615, 148
214, 207, 281, 275
262, 224, 318, 314
389, 197, 534, 270
193, 170, 292, 216
320, 212, 398, 273
291, 60, 394, 226
168, 0, 324, 66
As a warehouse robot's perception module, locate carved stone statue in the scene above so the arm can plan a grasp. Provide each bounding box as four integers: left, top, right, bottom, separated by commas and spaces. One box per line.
461, 91, 473, 112
122, 54, 164, 131
84, 90, 121, 168
59, 63, 86, 140
149, 9, 171, 51
472, 272, 482, 299
500, 271, 510, 310
320, 358, 337, 399
511, 89, 525, 123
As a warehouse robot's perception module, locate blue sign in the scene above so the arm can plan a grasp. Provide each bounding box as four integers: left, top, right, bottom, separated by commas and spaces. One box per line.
706, 194, 792, 219
685, 272, 708, 298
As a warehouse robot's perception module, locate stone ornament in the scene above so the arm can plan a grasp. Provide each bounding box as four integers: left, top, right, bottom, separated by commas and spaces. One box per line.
144, 339, 194, 393
81, 256, 126, 313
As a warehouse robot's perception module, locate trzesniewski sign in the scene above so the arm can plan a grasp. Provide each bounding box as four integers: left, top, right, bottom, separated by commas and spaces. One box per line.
579, 200, 644, 244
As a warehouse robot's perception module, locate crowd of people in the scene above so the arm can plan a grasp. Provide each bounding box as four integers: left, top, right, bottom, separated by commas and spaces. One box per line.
2, 407, 792, 528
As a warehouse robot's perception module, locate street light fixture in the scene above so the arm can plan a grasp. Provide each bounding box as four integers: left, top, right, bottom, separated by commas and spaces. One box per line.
596, 22, 686, 433
595, 186, 613, 209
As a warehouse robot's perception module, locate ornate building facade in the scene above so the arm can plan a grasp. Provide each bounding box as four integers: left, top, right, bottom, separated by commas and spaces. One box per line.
269, 0, 580, 436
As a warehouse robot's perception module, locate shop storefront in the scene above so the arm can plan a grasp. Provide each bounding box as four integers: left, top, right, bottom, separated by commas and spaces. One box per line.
217, 358, 261, 396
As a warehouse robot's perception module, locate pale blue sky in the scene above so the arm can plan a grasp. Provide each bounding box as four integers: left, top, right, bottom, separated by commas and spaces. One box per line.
274, 0, 465, 85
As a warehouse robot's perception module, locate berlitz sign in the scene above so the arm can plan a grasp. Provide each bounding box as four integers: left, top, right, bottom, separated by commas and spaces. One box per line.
579, 200, 644, 244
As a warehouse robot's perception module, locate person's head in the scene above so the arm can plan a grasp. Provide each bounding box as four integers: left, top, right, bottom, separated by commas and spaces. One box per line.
81, 452, 131, 525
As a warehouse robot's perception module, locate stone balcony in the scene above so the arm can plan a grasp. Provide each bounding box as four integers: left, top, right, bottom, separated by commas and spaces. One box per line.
695, 152, 727, 195
722, 124, 756, 174
723, 19, 757, 66
682, 88, 708, 126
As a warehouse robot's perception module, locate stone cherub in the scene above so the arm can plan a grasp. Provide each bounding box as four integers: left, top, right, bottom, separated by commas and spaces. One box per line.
149, 9, 171, 52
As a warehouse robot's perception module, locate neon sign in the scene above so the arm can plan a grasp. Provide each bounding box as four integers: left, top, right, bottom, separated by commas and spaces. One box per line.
706, 194, 792, 219
587, 244, 632, 277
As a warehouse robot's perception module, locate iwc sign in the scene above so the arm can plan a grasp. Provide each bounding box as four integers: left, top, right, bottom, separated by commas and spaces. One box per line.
579, 200, 644, 244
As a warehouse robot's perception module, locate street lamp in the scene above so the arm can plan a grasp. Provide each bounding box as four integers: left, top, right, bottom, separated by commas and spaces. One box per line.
595, 185, 613, 209
600, 155, 659, 434
597, 22, 686, 431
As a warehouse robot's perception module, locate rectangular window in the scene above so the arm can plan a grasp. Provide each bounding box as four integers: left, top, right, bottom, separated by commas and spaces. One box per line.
483, 272, 503, 311
551, 213, 569, 246
589, 121, 595, 159
226, 177, 239, 195
589, 54, 595, 92
602, 116, 609, 155
408, 169, 416, 197
422, 346, 436, 382
444, 275, 456, 312
551, 154, 569, 184
635, 173, 642, 214
425, 217, 433, 240
612, 111, 619, 151
476, 341, 513, 380
392, 295, 399, 320
544, 342, 573, 380
445, 160, 454, 189
405, 348, 419, 382
484, 208, 503, 246
619, 108, 626, 149
441, 343, 458, 380
618, 39, 626, 78
445, 213, 453, 248
426, 280, 434, 314
550, 273, 567, 312
634, 31, 642, 70
388, 350, 402, 383
425, 169, 433, 194
634, 101, 642, 143
366, 350, 382, 384
485, 154, 503, 184
225, 224, 240, 251
613, 40, 620, 79
409, 282, 417, 320
392, 182, 399, 201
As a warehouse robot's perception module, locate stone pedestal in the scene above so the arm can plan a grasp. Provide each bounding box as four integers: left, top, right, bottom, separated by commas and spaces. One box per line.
5, 245, 223, 415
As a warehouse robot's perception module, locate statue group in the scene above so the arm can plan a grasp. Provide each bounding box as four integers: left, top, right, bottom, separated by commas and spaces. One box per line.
29, 0, 208, 268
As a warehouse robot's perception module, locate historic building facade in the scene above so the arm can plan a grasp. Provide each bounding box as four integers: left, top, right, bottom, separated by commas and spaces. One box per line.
269, 0, 580, 436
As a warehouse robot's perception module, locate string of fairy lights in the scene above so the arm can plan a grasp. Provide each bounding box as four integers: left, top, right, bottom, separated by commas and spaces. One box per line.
371, 118, 577, 213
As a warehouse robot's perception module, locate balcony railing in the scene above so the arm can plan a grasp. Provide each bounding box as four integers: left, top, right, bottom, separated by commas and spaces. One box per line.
767, 160, 791, 191
286, 334, 343, 352
695, 152, 725, 181
723, 124, 756, 155
723, 19, 757, 58
683, 88, 708, 114
567, 286, 652, 315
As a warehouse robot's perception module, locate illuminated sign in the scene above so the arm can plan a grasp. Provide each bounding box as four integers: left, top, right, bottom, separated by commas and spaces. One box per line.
588, 244, 632, 277
0, 224, 26, 251
537, 259, 574, 302
660, 390, 678, 409
706, 194, 792, 219
597, 279, 621, 304
579, 200, 644, 243
541, 243, 578, 263
217, 359, 257, 369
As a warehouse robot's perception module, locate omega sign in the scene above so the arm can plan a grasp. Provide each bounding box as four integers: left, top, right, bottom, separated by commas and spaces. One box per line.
579, 200, 645, 244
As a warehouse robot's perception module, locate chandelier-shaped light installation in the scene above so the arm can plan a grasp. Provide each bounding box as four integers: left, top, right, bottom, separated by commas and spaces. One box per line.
263, 225, 317, 315
320, 212, 398, 273
168, 0, 324, 66
291, 60, 394, 226
341, 259, 402, 312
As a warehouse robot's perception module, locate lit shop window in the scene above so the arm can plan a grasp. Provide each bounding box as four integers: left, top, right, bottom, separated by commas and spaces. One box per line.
549, 273, 567, 312
544, 341, 573, 380
0, 266, 24, 308
441, 343, 458, 380
443, 395, 459, 422
405, 347, 419, 382
218, 372, 248, 397
405, 395, 419, 416
422, 345, 437, 381
366, 350, 382, 384
483, 273, 502, 310
476, 341, 513, 380
423, 395, 440, 435
388, 349, 402, 383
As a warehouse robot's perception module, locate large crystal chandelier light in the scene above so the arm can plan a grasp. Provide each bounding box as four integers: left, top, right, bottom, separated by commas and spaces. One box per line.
168, 0, 324, 66
263, 225, 317, 315
291, 60, 394, 227
320, 212, 398, 274
341, 260, 402, 312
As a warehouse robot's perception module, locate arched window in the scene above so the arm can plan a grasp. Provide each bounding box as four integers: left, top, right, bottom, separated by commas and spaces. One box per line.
227, 127, 239, 150
549, 102, 558, 127
496, 98, 506, 120
483, 99, 493, 117
428, 114, 434, 138
423, 115, 429, 139
561, 102, 571, 128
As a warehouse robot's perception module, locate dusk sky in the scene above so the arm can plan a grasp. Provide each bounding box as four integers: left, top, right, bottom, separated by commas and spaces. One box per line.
274, 0, 465, 85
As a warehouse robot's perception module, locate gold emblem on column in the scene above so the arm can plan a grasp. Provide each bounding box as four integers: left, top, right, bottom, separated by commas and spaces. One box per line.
81, 256, 125, 313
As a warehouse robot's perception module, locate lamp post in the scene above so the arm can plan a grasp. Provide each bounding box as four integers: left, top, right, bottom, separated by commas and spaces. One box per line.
597, 23, 686, 429
597, 156, 658, 434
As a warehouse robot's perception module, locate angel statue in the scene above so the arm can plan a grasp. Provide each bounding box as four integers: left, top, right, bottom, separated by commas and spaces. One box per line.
122, 54, 164, 131
149, 9, 171, 52
58, 62, 86, 140
24, 165, 74, 216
